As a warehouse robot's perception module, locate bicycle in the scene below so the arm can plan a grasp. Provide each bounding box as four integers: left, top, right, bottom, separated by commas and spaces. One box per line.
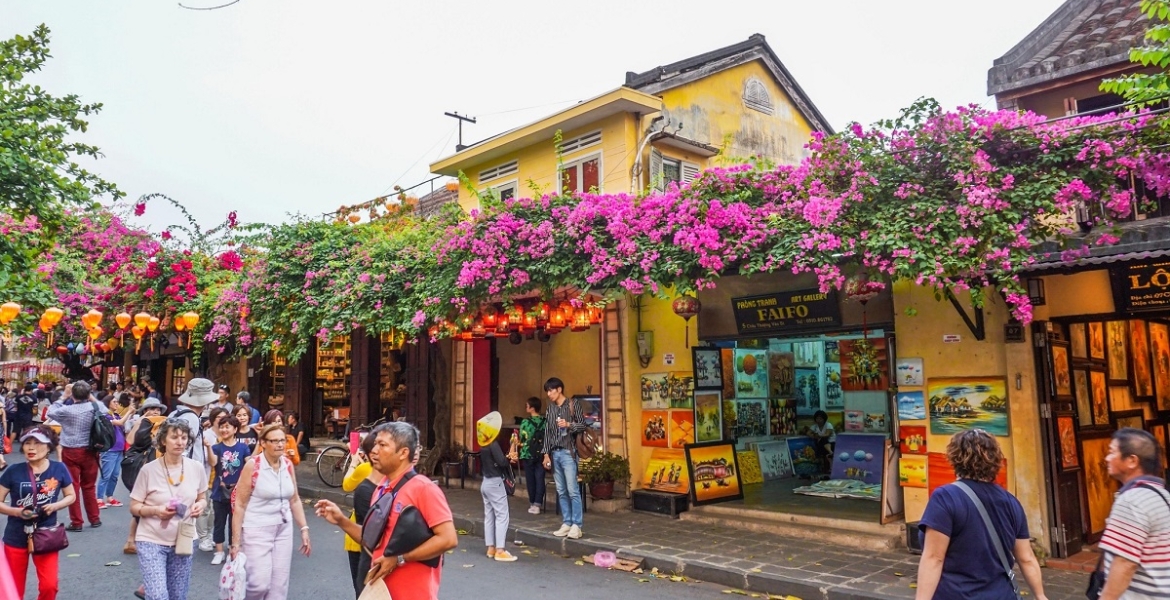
315, 417, 387, 488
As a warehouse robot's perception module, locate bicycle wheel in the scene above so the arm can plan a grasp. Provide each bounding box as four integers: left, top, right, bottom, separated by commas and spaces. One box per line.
316, 445, 349, 488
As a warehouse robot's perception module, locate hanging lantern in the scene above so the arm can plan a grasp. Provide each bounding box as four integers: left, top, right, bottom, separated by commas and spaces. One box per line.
38, 317, 50, 333
481, 306, 499, 329
588, 305, 604, 325
0, 302, 20, 325
535, 302, 550, 328
131, 325, 145, 352
547, 303, 568, 331
494, 317, 510, 336
107, 337, 120, 350
147, 316, 160, 332
174, 317, 186, 332
115, 312, 132, 330
671, 294, 701, 348
43, 307, 63, 327
844, 273, 884, 338
570, 307, 591, 332
134, 312, 151, 330
507, 305, 524, 331
520, 311, 538, 334
182, 311, 199, 330
38, 309, 60, 347
471, 318, 487, 339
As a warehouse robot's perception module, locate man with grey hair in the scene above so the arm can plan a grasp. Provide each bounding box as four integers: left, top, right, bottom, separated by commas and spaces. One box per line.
315, 422, 458, 599
1097, 427, 1170, 599
48, 380, 110, 531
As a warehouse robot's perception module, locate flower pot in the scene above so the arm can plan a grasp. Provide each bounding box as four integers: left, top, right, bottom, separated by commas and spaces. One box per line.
589, 481, 615, 500
444, 463, 463, 479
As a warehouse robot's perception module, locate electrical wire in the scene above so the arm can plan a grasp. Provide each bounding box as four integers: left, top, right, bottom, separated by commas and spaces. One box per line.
377, 126, 457, 197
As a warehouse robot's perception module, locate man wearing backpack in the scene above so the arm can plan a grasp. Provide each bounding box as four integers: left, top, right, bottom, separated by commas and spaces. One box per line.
48, 381, 110, 531
540, 377, 587, 540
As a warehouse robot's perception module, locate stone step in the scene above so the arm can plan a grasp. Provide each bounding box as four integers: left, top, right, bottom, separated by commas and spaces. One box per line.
680, 505, 906, 552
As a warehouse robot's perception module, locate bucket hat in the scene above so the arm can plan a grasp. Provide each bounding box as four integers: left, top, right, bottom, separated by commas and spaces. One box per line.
137, 397, 168, 415
177, 378, 218, 408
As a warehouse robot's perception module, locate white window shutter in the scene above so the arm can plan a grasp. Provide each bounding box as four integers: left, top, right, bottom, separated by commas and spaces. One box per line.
650, 149, 663, 192
681, 161, 700, 185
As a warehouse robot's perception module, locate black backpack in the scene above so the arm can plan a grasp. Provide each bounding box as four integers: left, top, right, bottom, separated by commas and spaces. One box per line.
87, 401, 117, 453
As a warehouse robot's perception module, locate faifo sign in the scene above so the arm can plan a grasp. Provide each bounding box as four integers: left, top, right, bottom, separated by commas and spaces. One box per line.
731, 289, 840, 335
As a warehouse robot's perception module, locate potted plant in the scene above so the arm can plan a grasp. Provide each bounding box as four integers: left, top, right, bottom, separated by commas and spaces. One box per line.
578, 451, 630, 500
434, 443, 467, 478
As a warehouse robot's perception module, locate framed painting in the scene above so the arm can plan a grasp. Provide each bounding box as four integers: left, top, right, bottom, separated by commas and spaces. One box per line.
895, 357, 925, 387
1074, 369, 1094, 428
1089, 322, 1105, 362
734, 398, 768, 438
793, 341, 820, 368
1090, 370, 1110, 426
767, 398, 796, 435
831, 433, 886, 484
823, 363, 844, 409
684, 441, 743, 506
642, 448, 689, 494
1111, 385, 1138, 412
1113, 409, 1143, 431
1129, 320, 1154, 398
755, 440, 794, 480
1057, 413, 1078, 470
1081, 436, 1118, 534
692, 347, 723, 391
733, 349, 769, 399
668, 372, 695, 409
1051, 343, 1073, 397
928, 377, 1010, 437
794, 368, 820, 415
669, 410, 695, 448
1106, 321, 1129, 384
899, 424, 927, 455
928, 451, 1007, 494
640, 410, 669, 448
640, 373, 670, 410
693, 391, 723, 443
844, 409, 864, 431
899, 455, 927, 488
720, 348, 736, 400
1150, 322, 1170, 411
840, 338, 889, 392
787, 436, 822, 478
1151, 423, 1169, 470
897, 390, 926, 420
1069, 322, 1088, 361
767, 351, 795, 397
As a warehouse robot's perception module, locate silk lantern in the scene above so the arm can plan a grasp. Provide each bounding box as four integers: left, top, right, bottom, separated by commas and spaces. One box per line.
671, 294, 701, 348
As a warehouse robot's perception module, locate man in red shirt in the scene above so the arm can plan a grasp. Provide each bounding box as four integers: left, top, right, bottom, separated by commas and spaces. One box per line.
316, 422, 457, 599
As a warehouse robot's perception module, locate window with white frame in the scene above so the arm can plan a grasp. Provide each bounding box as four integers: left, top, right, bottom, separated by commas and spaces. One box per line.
491, 181, 517, 202
478, 160, 518, 183
649, 149, 700, 190
560, 154, 601, 194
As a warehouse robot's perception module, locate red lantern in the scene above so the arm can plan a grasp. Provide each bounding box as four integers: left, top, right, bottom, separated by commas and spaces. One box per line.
481, 307, 499, 329
588, 305, 603, 325
570, 307, 591, 332
494, 317, 510, 336
471, 318, 486, 339
547, 303, 568, 331
671, 294, 701, 348
520, 312, 537, 334
535, 302, 550, 327
507, 304, 524, 331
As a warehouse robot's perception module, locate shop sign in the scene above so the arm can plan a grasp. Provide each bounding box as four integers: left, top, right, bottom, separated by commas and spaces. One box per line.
1113, 258, 1170, 313
1004, 322, 1025, 343
943, 334, 961, 343
731, 289, 840, 335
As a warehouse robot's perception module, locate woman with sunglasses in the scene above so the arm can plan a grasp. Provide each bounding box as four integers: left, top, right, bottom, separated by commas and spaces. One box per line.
231, 423, 311, 600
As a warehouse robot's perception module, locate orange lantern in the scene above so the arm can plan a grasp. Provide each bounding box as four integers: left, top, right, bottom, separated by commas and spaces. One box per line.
107, 337, 120, 350
147, 316, 160, 332
0, 302, 20, 325
471, 318, 486, 339
494, 317, 510, 336
38, 317, 50, 333
507, 305, 523, 331
181, 312, 199, 330
131, 325, 145, 352
535, 302, 550, 327
570, 307, 591, 332
88, 326, 103, 340
520, 311, 538, 335
43, 307, 63, 327
115, 312, 132, 329
134, 312, 151, 330
481, 307, 499, 329
174, 317, 186, 332
588, 305, 603, 325
548, 303, 568, 331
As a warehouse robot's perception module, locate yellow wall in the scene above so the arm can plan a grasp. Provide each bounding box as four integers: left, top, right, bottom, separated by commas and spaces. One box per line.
456, 113, 637, 213
1034, 269, 1115, 319
495, 330, 602, 425
655, 60, 814, 165
893, 281, 1050, 551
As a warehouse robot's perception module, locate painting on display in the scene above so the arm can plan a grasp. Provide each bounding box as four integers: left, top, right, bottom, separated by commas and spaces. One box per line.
642, 448, 689, 494
684, 441, 743, 506
1150, 322, 1170, 411
831, 433, 886, 485
692, 347, 723, 391
1106, 321, 1129, 384
1114, 410, 1143, 431
898, 455, 927, 488
737, 451, 764, 485
693, 391, 723, 443
768, 398, 797, 435
720, 348, 736, 400
755, 440, 793, 480
786, 436, 822, 478
1052, 344, 1073, 397
843, 409, 864, 431
1069, 322, 1088, 361
1089, 322, 1105, 361
794, 368, 820, 415
928, 377, 1010, 437
928, 451, 1007, 494
1057, 414, 1078, 470
722, 397, 738, 441
734, 399, 769, 438
899, 424, 927, 455
1124, 322, 1153, 400
670, 372, 695, 409
863, 412, 889, 433
897, 390, 926, 420
839, 338, 889, 391
767, 352, 795, 397
640, 410, 669, 448
640, 373, 670, 410
669, 411, 695, 448
1153, 424, 1169, 469
1090, 370, 1110, 426
1081, 437, 1118, 534
1111, 385, 1137, 412
1074, 370, 1094, 428
733, 349, 769, 399
793, 342, 820, 368
895, 357, 925, 387
824, 341, 840, 363
823, 363, 843, 409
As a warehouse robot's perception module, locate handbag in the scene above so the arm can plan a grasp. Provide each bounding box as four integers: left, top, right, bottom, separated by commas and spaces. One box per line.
503, 464, 516, 497
175, 520, 196, 556
382, 505, 440, 568
24, 464, 68, 555
952, 481, 1022, 600
1086, 481, 1170, 599
572, 400, 598, 460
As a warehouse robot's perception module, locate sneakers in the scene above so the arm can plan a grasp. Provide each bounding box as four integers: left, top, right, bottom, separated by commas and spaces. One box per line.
198, 540, 216, 552
527, 505, 540, 515
493, 550, 518, 562
552, 524, 572, 537
65, 525, 82, 532
485, 547, 496, 558
211, 552, 225, 565
567, 525, 582, 539
97, 499, 106, 509
106, 498, 124, 508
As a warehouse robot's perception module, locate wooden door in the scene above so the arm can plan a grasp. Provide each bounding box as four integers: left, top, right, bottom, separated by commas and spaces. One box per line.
1034, 323, 1084, 557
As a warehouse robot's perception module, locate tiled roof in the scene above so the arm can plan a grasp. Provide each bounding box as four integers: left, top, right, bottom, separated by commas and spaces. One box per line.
988, 0, 1149, 96
416, 185, 458, 218
1023, 218, 1170, 273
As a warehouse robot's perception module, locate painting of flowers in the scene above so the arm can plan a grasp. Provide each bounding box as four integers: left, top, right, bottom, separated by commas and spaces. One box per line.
839, 338, 889, 392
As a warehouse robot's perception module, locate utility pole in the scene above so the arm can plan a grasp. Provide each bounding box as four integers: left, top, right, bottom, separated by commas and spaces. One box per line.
444, 112, 477, 151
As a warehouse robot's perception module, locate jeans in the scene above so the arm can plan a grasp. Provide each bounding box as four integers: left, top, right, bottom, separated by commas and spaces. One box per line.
481, 477, 510, 548
4, 542, 59, 600
522, 459, 545, 506
61, 447, 101, 527
98, 450, 123, 499
550, 448, 582, 526
137, 541, 193, 600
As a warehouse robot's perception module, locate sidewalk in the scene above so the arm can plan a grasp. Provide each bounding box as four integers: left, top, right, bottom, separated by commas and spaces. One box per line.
295, 465, 1088, 600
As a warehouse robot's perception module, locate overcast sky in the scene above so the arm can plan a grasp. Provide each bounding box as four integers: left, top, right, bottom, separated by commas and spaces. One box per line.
4, 0, 1066, 230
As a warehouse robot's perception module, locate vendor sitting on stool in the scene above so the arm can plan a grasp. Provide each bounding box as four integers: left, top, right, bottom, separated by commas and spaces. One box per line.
805, 410, 836, 476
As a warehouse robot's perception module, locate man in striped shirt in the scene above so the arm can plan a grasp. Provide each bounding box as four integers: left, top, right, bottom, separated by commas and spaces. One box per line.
540, 377, 586, 540
1098, 427, 1170, 600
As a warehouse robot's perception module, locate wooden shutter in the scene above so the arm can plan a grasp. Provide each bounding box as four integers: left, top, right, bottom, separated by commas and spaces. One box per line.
681, 161, 700, 185
649, 148, 663, 192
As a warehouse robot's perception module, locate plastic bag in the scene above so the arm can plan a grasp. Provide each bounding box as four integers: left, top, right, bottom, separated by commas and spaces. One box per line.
218, 553, 247, 600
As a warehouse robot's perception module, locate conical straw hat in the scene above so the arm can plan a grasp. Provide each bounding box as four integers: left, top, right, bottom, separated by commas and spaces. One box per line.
476, 411, 502, 447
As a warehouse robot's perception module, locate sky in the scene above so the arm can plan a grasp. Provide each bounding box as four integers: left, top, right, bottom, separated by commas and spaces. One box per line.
3, 0, 1067, 231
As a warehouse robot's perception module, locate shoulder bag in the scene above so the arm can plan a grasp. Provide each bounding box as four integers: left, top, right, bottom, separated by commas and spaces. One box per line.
952, 481, 1022, 600
87, 401, 116, 454
571, 400, 598, 460
1086, 481, 1170, 599
25, 464, 68, 555
361, 472, 416, 554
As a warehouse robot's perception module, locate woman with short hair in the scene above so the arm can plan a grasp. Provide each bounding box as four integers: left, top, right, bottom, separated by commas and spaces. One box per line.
915, 429, 1047, 599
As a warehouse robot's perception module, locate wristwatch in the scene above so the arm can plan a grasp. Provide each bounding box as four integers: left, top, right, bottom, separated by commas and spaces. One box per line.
396, 555, 406, 568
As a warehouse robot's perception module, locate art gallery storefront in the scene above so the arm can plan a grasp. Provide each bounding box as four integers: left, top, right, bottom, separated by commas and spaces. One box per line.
1022, 254, 1170, 560
636, 272, 906, 535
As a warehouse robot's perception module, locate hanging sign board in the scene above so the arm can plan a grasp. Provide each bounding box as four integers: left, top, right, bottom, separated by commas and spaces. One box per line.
1111, 258, 1170, 313
731, 289, 840, 335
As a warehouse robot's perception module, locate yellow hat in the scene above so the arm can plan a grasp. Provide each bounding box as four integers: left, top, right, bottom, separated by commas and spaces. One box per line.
476, 411, 503, 447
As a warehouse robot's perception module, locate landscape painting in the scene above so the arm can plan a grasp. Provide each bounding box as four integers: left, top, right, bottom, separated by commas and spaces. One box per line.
897, 390, 926, 420
640, 372, 670, 409
643, 448, 689, 494
895, 357, 924, 386
755, 440, 793, 480
694, 391, 723, 443
684, 441, 743, 506
786, 436, 822, 478
734, 349, 769, 399
928, 377, 1010, 437
899, 455, 927, 488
